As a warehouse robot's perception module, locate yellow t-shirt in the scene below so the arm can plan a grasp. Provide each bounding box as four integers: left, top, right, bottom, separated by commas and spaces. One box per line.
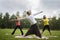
43, 18, 49, 26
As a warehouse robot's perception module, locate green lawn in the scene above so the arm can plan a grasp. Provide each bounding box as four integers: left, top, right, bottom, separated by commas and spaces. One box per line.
0, 29, 60, 40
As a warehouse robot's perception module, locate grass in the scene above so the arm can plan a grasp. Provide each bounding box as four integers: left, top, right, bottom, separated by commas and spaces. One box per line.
0, 29, 60, 40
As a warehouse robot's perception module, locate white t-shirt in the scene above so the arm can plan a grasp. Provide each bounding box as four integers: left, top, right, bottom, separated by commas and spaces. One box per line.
26, 15, 37, 25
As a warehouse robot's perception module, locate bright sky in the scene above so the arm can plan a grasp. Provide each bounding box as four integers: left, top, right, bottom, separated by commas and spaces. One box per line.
0, 0, 60, 18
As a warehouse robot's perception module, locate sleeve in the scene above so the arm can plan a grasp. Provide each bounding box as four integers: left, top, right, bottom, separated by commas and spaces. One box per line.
33, 11, 43, 16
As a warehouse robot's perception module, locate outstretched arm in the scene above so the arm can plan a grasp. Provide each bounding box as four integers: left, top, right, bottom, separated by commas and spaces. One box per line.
10, 19, 18, 21
33, 11, 43, 16
20, 17, 26, 20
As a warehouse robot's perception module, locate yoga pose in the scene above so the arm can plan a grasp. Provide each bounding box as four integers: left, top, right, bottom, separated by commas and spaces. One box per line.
42, 15, 51, 35
11, 12, 24, 35
24, 11, 43, 38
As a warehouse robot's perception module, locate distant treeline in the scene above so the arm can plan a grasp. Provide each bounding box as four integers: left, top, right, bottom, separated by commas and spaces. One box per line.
0, 12, 60, 30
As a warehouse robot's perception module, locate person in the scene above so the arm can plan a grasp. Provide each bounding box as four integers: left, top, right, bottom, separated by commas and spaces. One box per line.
42, 15, 51, 35
24, 10, 43, 38
11, 12, 24, 35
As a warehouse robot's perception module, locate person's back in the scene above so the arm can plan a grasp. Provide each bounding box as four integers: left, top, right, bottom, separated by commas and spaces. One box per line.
11, 12, 24, 35
43, 18, 49, 26
24, 11, 42, 38
26, 15, 37, 25
16, 17, 20, 26
42, 15, 51, 35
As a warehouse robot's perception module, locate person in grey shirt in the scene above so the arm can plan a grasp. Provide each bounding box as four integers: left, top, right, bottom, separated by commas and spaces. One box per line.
24, 11, 43, 38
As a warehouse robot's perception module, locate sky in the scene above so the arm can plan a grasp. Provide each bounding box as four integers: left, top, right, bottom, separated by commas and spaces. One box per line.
0, 0, 60, 18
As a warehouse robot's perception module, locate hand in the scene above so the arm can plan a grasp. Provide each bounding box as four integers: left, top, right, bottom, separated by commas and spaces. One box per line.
10, 19, 14, 21
40, 11, 43, 13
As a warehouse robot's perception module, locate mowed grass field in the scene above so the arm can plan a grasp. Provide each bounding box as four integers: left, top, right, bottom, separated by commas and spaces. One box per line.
0, 29, 60, 40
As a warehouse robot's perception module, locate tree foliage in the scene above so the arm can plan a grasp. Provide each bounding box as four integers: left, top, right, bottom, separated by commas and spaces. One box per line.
0, 12, 60, 30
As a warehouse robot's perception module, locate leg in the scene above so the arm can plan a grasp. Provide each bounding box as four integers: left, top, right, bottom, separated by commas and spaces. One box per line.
47, 25, 51, 35
25, 25, 34, 36
18, 26, 24, 35
42, 26, 46, 34
11, 26, 17, 35
34, 24, 42, 38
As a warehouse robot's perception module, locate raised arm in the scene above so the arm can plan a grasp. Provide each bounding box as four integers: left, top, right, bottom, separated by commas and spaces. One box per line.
33, 11, 43, 16
20, 16, 26, 20
20, 18, 25, 20
10, 19, 17, 21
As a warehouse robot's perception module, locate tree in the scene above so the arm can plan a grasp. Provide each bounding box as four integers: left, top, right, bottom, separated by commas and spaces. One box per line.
22, 11, 26, 17
49, 16, 58, 30
10, 14, 16, 28
0, 12, 3, 28
56, 14, 60, 30
2, 12, 10, 28
16, 11, 20, 17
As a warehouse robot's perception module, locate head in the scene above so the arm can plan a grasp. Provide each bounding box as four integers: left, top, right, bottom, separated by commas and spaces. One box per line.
16, 16, 18, 19
43, 15, 46, 19
26, 10, 31, 16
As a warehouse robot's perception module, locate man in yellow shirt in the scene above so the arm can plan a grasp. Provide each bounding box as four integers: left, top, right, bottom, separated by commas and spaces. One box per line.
42, 15, 51, 35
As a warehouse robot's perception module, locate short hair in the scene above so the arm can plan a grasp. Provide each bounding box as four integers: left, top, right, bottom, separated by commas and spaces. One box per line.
27, 11, 31, 15
43, 15, 46, 19
16, 16, 18, 19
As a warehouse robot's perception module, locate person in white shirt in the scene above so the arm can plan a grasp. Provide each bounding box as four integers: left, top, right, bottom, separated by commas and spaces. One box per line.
24, 11, 43, 38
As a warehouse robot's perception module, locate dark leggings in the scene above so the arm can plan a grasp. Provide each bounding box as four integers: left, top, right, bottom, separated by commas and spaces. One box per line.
42, 25, 51, 35
25, 24, 42, 38
11, 25, 24, 35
